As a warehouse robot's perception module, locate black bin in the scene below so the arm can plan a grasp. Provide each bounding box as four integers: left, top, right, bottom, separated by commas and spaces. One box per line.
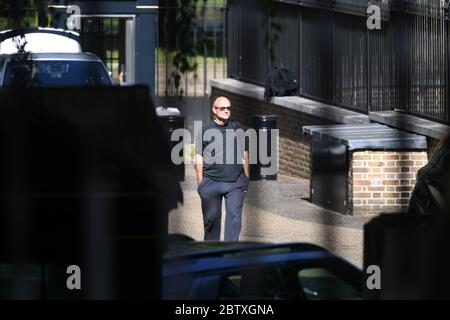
250, 115, 277, 181
158, 115, 185, 181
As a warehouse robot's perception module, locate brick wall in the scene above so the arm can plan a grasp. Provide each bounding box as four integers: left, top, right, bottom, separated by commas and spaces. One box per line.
211, 88, 336, 179
350, 151, 428, 215
211, 87, 438, 215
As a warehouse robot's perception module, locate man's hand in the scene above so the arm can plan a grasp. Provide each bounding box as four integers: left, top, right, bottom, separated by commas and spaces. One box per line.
195, 154, 203, 185
243, 151, 250, 178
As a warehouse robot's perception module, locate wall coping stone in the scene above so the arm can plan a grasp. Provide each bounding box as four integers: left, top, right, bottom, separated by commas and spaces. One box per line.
211, 79, 450, 140
211, 78, 370, 125
370, 111, 450, 140
303, 124, 427, 150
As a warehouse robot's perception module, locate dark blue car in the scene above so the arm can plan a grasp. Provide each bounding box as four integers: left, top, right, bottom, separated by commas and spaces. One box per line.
164, 239, 363, 300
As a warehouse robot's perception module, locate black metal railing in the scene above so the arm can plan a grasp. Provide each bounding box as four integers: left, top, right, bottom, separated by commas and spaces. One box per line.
401, 0, 446, 18
299, 0, 392, 19
227, 0, 449, 124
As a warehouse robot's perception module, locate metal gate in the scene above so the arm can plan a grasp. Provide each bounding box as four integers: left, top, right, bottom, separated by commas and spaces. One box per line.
80, 17, 130, 82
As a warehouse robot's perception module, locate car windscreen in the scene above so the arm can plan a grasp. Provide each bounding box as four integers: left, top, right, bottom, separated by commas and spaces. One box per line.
3, 60, 112, 87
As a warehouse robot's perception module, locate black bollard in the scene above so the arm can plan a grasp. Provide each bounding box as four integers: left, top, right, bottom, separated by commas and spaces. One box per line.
250, 115, 277, 181
157, 115, 185, 181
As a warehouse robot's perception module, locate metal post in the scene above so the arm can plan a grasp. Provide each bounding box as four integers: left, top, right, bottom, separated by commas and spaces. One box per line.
331, 8, 336, 105
443, 1, 450, 123
165, 5, 169, 95
194, 27, 197, 96
203, 5, 207, 96
213, 0, 217, 80
223, 1, 227, 78
299, 9, 302, 96
267, 10, 271, 71
238, 2, 242, 79
366, 18, 371, 114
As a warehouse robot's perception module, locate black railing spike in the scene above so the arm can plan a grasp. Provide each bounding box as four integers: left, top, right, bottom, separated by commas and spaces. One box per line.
329, 0, 336, 10
444, 0, 450, 19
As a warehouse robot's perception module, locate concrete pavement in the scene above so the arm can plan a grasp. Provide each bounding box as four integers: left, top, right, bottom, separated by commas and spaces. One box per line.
168, 165, 373, 268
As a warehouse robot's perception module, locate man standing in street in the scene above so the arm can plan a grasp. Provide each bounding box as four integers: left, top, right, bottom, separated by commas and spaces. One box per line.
195, 96, 249, 241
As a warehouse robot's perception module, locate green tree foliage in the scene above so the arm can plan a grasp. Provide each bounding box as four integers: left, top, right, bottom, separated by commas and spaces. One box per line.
167, 0, 207, 98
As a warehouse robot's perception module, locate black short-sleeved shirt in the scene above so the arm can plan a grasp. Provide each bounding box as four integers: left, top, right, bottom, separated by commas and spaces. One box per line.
195, 119, 246, 182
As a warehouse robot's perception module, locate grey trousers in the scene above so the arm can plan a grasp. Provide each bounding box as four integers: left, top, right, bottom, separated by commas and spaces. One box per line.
197, 172, 249, 241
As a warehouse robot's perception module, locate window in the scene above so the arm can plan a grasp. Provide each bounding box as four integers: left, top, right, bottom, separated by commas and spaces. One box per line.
219, 268, 284, 300
3, 60, 111, 87
298, 267, 362, 300
163, 274, 195, 300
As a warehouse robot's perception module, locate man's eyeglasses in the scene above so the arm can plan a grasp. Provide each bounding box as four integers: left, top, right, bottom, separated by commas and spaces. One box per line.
214, 106, 231, 111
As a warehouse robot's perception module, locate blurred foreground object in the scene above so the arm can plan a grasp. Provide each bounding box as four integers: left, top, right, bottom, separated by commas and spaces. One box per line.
365, 134, 450, 299
409, 134, 450, 216
0, 86, 182, 299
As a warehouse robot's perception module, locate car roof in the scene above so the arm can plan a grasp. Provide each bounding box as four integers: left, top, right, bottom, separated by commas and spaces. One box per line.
0, 52, 103, 62
164, 241, 362, 278
0, 28, 80, 41
0, 28, 81, 54
164, 250, 361, 279
165, 241, 328, 261
164, 250, 332, 274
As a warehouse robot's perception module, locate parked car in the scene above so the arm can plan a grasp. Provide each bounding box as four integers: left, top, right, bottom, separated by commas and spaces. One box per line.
409, 134, 450, 215
164, 237, 363, 300
0, 52, 113, 87
0, 28, 113, 87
